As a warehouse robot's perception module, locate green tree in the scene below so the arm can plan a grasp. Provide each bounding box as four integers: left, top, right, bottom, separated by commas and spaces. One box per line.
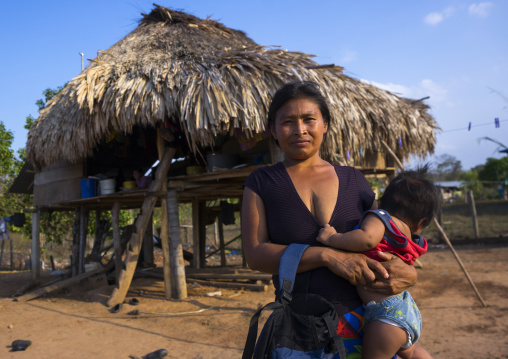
459, 169, 483, 198
478, 157, 508, 182
0, 121, 15, 178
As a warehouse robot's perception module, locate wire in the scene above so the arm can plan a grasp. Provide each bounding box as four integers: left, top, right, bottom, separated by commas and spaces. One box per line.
442, 118, 507, 133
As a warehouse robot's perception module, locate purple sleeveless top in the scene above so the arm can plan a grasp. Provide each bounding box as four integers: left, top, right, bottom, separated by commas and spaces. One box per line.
244, 162, 375, 315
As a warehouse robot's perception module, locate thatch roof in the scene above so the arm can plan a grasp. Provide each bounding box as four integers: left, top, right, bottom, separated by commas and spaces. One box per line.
27, 4, 439, 171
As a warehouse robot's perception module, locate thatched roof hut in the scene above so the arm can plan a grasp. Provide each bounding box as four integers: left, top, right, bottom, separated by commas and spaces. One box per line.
26, 4, 438, 171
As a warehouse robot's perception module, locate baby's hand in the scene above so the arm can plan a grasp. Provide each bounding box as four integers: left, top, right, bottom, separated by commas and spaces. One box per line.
317, 224, 338, 245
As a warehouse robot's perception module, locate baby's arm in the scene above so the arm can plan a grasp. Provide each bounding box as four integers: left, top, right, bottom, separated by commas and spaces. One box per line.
317, 214, 386, 252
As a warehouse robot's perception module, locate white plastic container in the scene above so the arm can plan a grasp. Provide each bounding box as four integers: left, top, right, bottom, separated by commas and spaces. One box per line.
99, 179, 116, 195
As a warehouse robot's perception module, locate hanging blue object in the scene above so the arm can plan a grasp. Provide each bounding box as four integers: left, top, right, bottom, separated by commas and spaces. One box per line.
346, 150, 350, 159
359, 148, 363, 157
495, 118, 500, 128
398, 136, 402, 146
468, 122, 471, 131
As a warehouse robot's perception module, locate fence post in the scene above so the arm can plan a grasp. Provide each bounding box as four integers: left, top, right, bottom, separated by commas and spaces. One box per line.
468, 190, 479, 239
31, 210, 41, 280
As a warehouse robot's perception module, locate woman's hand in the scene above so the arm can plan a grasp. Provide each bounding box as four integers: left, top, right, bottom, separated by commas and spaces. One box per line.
322, 248, 389, 286
364, 252, 417, 295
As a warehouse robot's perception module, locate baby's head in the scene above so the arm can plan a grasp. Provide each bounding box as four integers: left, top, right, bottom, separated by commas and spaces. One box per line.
379, 164, 440, 233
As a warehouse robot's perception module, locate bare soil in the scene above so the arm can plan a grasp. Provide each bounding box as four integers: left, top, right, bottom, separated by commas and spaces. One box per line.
1, 243, 507, 359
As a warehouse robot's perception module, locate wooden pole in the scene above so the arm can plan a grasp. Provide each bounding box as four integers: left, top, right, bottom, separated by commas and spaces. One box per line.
381, 139, 486, 307
218, 216, 226, 267
167, 189, 187, 299
468, 190, 480, 239
214, 220, 219, 246
107, 147, 176, 307
0, 239, 4, 269
111, 201, 122, 283
432, 219, 486, 307
199, 202, 207, 268
240, 197, 247, 268
79, 205, 87, 274
192, 200, 200, 269
142, 213, 154, 265
16, 262, 114, 302
10, 233, 13, 270
31, 210, 41, 280
157, 131, 172, 299
71, 207, 80, 277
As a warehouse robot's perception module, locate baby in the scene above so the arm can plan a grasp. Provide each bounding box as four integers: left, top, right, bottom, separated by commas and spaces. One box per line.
317, 165, 440, 359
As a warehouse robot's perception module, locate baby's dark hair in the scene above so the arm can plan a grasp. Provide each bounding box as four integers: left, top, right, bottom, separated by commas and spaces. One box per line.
379, 164, 440, 231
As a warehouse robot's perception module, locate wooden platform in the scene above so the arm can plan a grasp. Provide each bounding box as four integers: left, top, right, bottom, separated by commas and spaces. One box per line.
140, 266, 273, 292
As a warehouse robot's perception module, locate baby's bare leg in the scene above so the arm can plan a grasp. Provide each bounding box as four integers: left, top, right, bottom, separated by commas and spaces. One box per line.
361, 320, 408, 359
398, 344, 433, 359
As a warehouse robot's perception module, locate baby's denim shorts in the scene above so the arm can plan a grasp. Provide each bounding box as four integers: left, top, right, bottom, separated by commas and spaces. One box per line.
364, 290, 422, 347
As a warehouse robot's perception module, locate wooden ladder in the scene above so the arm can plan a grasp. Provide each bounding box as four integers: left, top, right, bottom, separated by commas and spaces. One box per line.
107, 147, 176, 307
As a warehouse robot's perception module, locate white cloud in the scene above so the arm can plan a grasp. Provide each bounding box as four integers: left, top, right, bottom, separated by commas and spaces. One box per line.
424, 7, 455, 25
361, 80, 413, 97
360, 79, 448, 103
340, 50, 357, 64
420, 79, 448, 102
468, 2, 494, 17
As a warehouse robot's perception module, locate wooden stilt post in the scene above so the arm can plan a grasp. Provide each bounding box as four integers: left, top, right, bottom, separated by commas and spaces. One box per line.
111, 201, 122, 283
0, 239, 4, 269
381, 140, 486, 307
192, 200, 200, 269
218, 216, 226, 267
79, 205, 87, 274
31, 209, 41, 280
157, 132, 171, 299
199, 202, 207, 268
142, 213, 154, 266
0, 239, 4, 268
167, 189, 187, 299
107, 147, 176, 307
72, 207, 80, 277
240, 197, 247, 268
9, 237, 13, 270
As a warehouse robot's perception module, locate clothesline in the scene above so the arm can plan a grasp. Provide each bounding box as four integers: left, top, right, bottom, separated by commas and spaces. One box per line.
442, 118, 507, 133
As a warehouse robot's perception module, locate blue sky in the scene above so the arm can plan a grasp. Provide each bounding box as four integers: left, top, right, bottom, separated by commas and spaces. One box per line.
1, 0, 507, 170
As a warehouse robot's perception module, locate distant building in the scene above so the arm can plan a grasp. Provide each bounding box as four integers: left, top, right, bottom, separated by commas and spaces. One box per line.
435, 181, 464, 202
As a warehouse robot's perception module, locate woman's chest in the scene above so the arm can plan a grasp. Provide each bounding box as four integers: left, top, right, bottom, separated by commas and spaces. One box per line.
289, 168, 339, 225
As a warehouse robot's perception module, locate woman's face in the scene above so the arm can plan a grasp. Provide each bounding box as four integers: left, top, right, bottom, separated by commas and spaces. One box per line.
271, 98, 328, 162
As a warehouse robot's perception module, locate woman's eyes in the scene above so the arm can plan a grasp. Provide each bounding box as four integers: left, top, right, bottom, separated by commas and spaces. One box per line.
280, 117, 316, 125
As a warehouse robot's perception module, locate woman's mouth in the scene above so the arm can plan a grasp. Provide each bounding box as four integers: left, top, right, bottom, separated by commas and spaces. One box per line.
293, 140, 309, 147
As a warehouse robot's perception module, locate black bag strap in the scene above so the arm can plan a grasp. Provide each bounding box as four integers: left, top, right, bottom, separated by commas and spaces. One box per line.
242, 244, 309, 359
242, 301, 282, 359
323, 312, 347, 359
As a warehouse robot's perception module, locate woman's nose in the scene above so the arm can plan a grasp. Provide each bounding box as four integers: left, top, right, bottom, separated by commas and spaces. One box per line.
294, 121, 308, 135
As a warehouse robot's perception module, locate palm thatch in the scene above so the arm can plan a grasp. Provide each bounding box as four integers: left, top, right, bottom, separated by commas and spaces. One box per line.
27, 5, 439, 170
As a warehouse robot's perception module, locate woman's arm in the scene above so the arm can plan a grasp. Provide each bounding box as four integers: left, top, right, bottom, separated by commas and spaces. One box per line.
241, 187, 389, 285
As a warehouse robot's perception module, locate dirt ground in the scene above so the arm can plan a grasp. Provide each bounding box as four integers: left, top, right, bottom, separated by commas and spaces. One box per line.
1, 243, 507, 359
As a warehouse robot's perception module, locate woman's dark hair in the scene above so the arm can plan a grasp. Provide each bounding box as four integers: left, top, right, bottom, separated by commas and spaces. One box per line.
379, 164, 441, 231
267, 81, 332, 131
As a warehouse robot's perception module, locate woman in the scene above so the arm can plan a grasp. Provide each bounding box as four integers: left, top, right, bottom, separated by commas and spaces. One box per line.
242, 81, 424, 356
